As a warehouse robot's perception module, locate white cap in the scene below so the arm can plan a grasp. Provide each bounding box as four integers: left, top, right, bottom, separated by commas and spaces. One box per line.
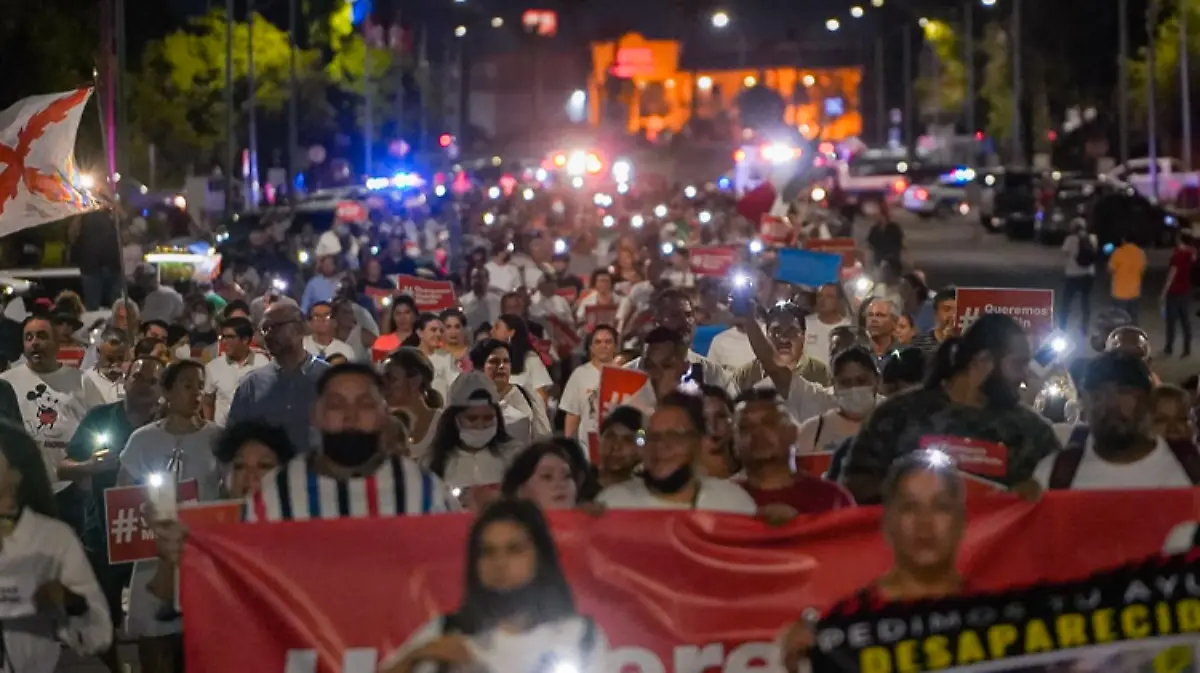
448, 372, 500, 408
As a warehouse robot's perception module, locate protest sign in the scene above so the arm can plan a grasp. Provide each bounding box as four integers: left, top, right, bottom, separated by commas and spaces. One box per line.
955, 287, 1054, 340
56, 347, 86, 368
182, 491, 1200, 673
393, 274, 456, 313
775, 248, 842, 288
104, 480, 199, 564
689, 246, 737, 277
803, 238, 858, 269
596, 365, 649, 430
760, 214, 794, 246
334, 201, 367, 223
362, 285, 392, 311
583, 303, 619, 332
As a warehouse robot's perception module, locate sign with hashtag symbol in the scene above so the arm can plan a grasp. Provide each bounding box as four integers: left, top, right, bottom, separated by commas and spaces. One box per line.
103, 480, 200, 564
954, 288, 1055, 341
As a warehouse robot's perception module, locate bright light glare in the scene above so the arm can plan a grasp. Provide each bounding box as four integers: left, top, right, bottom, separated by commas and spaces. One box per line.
826, 18, 840, 31
748, 239, 764, 254
699, 210, 712, 224
554, 238, 568, 254
602, 215, 615, 228
918, 17, 930, 27
1051, 336, 1069, 353
684, 185, 697, 198
483, 212, 496, 225
172, 195, 187, 210
566, 151, 587, 175
711, 11, 730, 28
811, 186, 827, 201
654, 204, 668, 218
535, 168, 548, 182
611, 160, 632, 182
744, 75, 757, 87
523, 188, 535, 201
762, 143, 796, 163
854, 276, 872, 293
661, 242, 675, 255
593, 193, 612, 207
148, 473, 165, 489
434, 184, 447, 197
272, 277, 288, 292
922, 449, 953, 468
571, 177, 584, 189
850, 5, 864, 17
491, 16, 504, 27
570, 90, 586, 106
733, 273, 750, 288
616, 182, 629, 194
487, 186, 501, 199
697, 76, 713, 90
455, 25, 467, 37
297, 250, 311, 264
79, 173, 96, 190
871, 0, 884, 5
803, 74, 816, 87
631, 214, 645, 228
553, 662, 579, 673
981, 0, 996, 6
94, 433, 108, 447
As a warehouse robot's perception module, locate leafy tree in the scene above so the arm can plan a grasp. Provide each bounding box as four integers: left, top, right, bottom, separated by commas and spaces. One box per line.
324, 2, 402, 150
913, 19, 967, 122
979, 23, 1014, 146
1127, 0, 1200, 151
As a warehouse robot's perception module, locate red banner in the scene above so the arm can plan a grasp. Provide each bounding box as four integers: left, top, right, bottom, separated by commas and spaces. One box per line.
57, 347, 86, 368
689, 246, 737, 277
394, 275, 457, 313
803, 238, 859, 269
103, 480, 200, 564
596, 365, 649, 427
335, 200, 367, 223
182, 490, 1200, 673
955, 287, 1054, 341
363, 285, 392, 312
583, 303, 619, 332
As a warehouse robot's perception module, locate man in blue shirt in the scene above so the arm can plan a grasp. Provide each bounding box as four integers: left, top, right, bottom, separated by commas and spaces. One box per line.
300, 253, 341, 313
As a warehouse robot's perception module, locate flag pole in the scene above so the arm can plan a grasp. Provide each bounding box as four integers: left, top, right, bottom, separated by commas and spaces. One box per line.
92, 67, 132, 318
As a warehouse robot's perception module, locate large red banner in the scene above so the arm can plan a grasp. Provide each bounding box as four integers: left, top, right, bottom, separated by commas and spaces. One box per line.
955, 287, 1054, 341
182, 490, 1200, 673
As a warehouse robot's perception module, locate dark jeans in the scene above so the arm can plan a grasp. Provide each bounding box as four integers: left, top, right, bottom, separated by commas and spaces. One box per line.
81, 268, 121, 310
1113, 297, 1140, 326
1166, 294, 1192, 354
1059, 275, 1093, 333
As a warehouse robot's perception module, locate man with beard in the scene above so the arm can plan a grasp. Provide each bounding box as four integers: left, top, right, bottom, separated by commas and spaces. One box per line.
734, 303, 832, 392
595, 390, 756, 513
228, 303, 330, 453
841, 314, 1061, 504
1027, 351, 1200, 491
245, 362, 459, 520
623, 289, 732, 392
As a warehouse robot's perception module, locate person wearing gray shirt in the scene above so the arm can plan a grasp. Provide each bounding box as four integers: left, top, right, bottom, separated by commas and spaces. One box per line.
228, 303, 329, 452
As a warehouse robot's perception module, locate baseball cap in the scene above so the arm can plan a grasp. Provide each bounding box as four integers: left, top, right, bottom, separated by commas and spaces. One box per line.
448, 371, 500, 408
1082, 350, 1153, 392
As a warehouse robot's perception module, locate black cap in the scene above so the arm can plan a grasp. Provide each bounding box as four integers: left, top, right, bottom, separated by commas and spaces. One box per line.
1082, 351, 1153, 392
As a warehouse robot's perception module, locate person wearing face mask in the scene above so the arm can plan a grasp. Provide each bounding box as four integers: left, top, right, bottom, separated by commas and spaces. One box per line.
500, 442, 582, 510
1023, 352, 1200, 492
245, 362, 458, 521
81, 327, 129, 408
795, 347, 879, 457
596, 391, 756, 513
841, 314, 1062, 504
185, 296, 218, 353
424, 373, 523, 511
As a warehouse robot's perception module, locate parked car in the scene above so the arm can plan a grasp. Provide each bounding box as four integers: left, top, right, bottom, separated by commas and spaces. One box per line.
1034, 178, 1097, 244
1089, 179, 1185, 249
901, 167, 974, 218
977, 168, 1039, 235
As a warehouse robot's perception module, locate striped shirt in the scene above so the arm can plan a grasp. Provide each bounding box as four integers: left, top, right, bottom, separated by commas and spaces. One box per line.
244, 455, 460, 521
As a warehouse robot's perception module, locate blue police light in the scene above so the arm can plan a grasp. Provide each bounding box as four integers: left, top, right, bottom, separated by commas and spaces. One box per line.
391, 172, 424, 188
939, 167, 977, 186
365, 177, 390, 190
717, 176, 731, 190
349, 0, 372, 26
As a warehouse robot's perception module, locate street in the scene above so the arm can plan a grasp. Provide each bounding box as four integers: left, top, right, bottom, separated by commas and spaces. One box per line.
886, 212, 1189, 383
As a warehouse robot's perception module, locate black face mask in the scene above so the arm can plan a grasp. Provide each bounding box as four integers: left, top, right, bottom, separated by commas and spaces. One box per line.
642, 464, 694, 494
320, 431, 380, 468
981, 372, 1021, 409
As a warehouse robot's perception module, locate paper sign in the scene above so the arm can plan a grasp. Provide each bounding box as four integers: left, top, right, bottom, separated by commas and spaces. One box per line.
545, 314, 582, 354
57, 347, 86, 368
954, 287, 1054, 341
803, 238, 859, 269
395, 275, 457, 313
774, 248, 842, 288
795, 453, 833, 478
689, 246, 737, 277
335, 201, 367, 223
363, 285, 392, 311
104, 480, 200, 564
597, 366, 650, 426
759, 215, 793, 245
556, 286, 579, 304
583, 303, 619, 332
919, 434, 1010, 499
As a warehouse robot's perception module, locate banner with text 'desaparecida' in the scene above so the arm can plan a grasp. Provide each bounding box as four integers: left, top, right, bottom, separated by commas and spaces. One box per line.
812, 551, 1200, 673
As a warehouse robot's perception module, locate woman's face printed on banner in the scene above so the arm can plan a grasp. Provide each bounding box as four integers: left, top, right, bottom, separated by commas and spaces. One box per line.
228, 439, 282, 498
477, 520, 538, 593
883, 470, 964, 575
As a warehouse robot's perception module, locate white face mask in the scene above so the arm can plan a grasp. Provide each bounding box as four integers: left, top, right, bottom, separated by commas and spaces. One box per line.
835, 386, 876, 416
459, 423, 497, 449
192, 313, 210, 327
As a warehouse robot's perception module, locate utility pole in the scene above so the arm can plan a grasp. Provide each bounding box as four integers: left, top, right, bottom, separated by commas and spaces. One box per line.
1148, 0, 1161, 201
903, 23, 913, 150
247, 0, 260, 209
115, 0, 126, 182
224, 0, 235, 215
364, 21, 374, 176
964, 0, 975, 137
288, 0, 299, 201
1118, 0, 1130, 163
1010, 0, 1023, 164
1182, 0, 1193, 172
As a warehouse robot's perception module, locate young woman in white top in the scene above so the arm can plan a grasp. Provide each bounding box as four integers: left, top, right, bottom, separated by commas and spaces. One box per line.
406, 313, 459, 399
425, 373, 524, 510
382, 348, 445, 462
380, 499, 607, 673
0, 423, 111, 673
795, 347, 880, 457
471, 340, 552, 447
561, 326, 617, 450
117, 360, 222, 671
439, 309, 472, 374
490, 315, 553, 402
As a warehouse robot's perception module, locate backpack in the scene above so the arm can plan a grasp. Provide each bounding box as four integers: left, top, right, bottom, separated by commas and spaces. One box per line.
1046, 426, 1200, 489
1074, 234, 1097, 267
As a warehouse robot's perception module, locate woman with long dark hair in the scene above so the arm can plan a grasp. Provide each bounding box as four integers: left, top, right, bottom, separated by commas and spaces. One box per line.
491, 314, 553, 400
500, 443, 581, 510
470, 339, 552, 446
380, 499, 607, 673
383, 348, 445, 461
404, 313, 458, 398
440, 309, 471, 369
372, 295, 420, 361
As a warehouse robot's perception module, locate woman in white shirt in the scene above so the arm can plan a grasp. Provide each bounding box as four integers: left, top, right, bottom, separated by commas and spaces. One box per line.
0, 423, 110, 673
439, 309, 472, 375
561, 326, 617, 449
407, 313, 459, 399
424, 373, 524, 510
795, 347, 880, 458
490, 315, 553, 400
116, 360, 222, 670
382, 348, 445, 462
380, 499, 607, 673
470, 340, 552, 446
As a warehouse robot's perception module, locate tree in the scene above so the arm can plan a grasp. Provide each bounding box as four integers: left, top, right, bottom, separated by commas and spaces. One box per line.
1127, 0, 1200, 153
912, 19, 967, 123
324, 2, 402, 153
979, 23, 1014, 147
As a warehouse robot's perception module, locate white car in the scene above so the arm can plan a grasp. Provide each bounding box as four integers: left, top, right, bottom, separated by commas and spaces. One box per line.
900, 168, 975, 217
1103, 157, 1200, 204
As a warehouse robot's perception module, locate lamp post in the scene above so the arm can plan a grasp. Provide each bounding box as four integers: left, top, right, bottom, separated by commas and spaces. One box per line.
711, 11, 746, 69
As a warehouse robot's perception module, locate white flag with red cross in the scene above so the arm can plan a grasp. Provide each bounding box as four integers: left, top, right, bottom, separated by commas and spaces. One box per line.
0, 88, 101, 236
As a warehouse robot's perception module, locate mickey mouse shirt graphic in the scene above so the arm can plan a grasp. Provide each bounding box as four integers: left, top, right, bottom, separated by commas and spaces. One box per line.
0, 360, 87, 492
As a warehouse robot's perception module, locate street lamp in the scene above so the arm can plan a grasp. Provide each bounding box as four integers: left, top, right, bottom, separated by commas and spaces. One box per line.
850, 5, 864, 18
490, 16, 503, 27
980, 0, 996, 5
871, 0, 884, 6
454, 25, 466, 37
711, 11, 730, 29
918, 17, 930, 28
826, 18, 840, 31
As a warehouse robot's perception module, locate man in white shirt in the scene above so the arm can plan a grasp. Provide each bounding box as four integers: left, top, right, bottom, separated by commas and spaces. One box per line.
460, 266, 502, 330
484, 244, 523, 294
562, 326, 617, 449
303, 301, 357, 361
203, 317, 270, 426
623, 289, 732, 392
804, 283, 851, 367
1, 316, 87, 486
597, 390, 757, 513
1028, 351, 1200, 492
707, 325, 755, 371
81, 327, 127, 408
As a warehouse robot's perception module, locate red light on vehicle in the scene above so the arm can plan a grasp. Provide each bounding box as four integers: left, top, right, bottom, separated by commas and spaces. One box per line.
974, 131, 984, 140
892, 179, 908, 193
733, 149, 746, 162
915, 188, 929, 201
818, 142, 835, 155
1047, 130, 1058, 141
553, 153, 567, 167
438, 133, 453, 148
586, 152, 603, 174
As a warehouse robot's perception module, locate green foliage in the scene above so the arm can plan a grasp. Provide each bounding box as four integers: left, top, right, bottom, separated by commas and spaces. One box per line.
1127, 0, 1199, 138
979, 23, 1014, 145
913, 20, 967, 121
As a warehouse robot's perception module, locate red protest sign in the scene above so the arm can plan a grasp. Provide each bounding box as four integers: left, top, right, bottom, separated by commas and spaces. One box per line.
955, 287, 1054, 341
597, 365, 649, 425
394, 275, 457, 313
583, 303, 619, 332
545, 314, 582, 356
759, 214, 793, 246
57, 347, 86, 368
363, 285, 392, 311
920, 435, 1010, 499
556, 286, 579, 305
104, 480, 200, 564
335, 200, 367, 223
179, 500, 243, 527
803, 237, 859, 268
689, 246, 737, 277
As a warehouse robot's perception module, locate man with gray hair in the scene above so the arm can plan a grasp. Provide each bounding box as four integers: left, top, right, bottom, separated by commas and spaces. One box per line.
82, 326, 129, 408
864, 297, 901, 368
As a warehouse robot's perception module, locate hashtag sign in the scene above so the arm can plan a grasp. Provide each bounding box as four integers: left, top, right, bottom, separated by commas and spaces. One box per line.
104, 480, 200, 564
959, 306, 981, 331
110, 507, 138, 544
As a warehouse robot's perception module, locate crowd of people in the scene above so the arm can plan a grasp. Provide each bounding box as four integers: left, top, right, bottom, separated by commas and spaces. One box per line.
0, 176, 1193, 673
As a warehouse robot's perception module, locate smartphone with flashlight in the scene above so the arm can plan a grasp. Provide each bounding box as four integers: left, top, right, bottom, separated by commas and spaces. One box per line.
679, 363, 703, 386
1030, 330, 1074, 379
729, 271, 755, 317
147, 473, 178, 521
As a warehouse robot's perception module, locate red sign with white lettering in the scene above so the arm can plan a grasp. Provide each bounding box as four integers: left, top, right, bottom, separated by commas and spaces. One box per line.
955, 287, 1055, 341
689, 246, 737, 277
395, 275, 457, 313
57, 347, 86, 368
335, 200, 367, 223
104, 480, 200, 564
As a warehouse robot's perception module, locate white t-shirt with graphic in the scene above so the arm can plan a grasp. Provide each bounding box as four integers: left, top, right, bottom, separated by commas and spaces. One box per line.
0, 364, 87, 487
561, 362, 602, 448
596, 476, 757, 514
1032, 436, 1195, 490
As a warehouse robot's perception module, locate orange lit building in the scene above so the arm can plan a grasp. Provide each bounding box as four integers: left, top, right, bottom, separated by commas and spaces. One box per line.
589, 33, 863, 141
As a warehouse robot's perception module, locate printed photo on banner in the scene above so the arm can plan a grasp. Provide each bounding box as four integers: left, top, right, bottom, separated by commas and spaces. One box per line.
955, 287, 1055, 342
180, 490, 1200, 673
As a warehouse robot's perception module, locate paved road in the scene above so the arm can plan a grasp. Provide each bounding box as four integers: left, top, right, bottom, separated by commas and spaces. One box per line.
883, 212, 1191, 383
